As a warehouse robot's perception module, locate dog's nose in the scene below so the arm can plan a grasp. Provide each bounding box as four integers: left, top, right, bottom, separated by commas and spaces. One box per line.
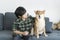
39, 15, 40, 18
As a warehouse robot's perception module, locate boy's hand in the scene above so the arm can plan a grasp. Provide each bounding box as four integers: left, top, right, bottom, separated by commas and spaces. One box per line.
22, 31, 29, 36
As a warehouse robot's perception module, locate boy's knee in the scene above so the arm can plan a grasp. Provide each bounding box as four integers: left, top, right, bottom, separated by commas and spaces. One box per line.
14, 35, 22, 40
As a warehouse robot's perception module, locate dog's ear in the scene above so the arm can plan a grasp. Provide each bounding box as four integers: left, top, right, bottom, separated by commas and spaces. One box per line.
43, 10, 45, 12
34, 11, 37, 13
34, 10, 39, 14
34, 11, 37, 14
42, 10, 45, 14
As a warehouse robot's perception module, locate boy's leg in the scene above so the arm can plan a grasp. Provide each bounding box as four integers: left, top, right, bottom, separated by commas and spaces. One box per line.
22, 35, 30, 40
14, 35, 22, 40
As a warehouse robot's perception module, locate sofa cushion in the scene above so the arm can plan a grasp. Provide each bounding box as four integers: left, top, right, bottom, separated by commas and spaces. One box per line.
45, 22, 53, 33
4, 12, 17, 30
45, 17, 53, 33
0, 30, 12, 40
45, 17, 49, 23
29, 30, 60, 40
0, 13, 4, 30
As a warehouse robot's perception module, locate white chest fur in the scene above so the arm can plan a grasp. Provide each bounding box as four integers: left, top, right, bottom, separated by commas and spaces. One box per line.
37, 14, 45, 34
38, 19, 45, 30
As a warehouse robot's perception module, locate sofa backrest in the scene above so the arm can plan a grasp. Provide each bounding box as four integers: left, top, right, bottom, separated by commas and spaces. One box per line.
0, 12, 51, 31
4, 12, 17, 30
0, 13, 4, 30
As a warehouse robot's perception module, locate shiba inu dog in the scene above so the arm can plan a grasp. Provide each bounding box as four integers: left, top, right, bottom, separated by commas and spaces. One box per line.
31, 10, 48, 38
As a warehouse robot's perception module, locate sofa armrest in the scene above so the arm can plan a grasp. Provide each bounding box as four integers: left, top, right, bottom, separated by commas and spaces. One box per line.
45, 22, 53, 33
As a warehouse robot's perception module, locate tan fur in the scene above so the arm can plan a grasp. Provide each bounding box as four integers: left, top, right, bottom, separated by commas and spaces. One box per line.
31, 10, 48, 38
57, 22, 60, 29
52, 21, 60, 30
52, 23, 57, 30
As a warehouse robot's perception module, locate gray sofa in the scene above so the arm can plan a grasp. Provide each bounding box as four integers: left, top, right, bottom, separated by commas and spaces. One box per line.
0, 12, 60, 40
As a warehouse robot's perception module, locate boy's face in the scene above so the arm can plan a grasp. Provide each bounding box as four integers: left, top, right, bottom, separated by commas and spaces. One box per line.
22, 12, 28, 19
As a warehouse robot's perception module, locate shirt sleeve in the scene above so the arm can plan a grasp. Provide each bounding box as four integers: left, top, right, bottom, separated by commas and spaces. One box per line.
12, 22, 17, 31
29, 15, 35, 22
29, 15, 35, 28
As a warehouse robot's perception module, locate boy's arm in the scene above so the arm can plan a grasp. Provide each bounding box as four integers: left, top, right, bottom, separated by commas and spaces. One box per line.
12, 22, 29, 35
13, 30, 24, 35
13, 30, 29, 36
12, 22, 24, 35
29, 15, 35, 22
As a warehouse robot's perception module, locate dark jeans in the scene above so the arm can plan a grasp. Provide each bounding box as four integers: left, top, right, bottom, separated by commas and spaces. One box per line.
14, 35, 30, 40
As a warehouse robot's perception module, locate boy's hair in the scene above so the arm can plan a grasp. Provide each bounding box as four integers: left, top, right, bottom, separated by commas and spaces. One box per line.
15, 6, 26, 18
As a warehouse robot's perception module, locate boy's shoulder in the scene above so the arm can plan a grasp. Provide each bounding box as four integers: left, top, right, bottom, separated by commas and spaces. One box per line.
28, 15, 35, 19
13, 19, 20, 24
14, 18, 21, 24
16, 19, 20, 21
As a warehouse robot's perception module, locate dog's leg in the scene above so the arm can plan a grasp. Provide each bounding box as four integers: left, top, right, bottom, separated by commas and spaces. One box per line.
36, 29, 39, 38
30, 28, 34, 35
34, 27, 39, 38
43, 27, 48, 37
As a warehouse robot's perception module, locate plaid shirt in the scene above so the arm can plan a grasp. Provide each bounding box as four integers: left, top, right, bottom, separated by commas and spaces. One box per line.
13, 16, 35, 33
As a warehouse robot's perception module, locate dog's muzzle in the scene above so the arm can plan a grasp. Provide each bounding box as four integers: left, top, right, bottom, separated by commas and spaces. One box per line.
39, 15, 40, 18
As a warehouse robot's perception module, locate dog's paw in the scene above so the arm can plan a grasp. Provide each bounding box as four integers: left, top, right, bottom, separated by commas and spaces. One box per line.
45, 34, 48, 37
30, 33, 33, 36
37, 36, 39, 38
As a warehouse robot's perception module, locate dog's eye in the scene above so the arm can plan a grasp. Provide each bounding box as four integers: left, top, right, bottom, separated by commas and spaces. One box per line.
39, 15, 40, 18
